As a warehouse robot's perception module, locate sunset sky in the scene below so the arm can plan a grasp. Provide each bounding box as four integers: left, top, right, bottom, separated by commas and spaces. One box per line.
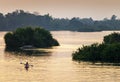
0, 0, 120, 20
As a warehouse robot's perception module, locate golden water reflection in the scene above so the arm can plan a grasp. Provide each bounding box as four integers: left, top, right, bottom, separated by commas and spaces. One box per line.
0, 31, 120, 82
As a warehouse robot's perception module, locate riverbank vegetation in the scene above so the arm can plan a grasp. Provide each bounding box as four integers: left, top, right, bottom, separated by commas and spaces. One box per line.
0, 10, 120, 32
4, 27, 59, 51
72, 32, 120, 63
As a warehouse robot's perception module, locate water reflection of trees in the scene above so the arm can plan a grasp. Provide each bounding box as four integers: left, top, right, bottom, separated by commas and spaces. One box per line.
4, 49, 52, 56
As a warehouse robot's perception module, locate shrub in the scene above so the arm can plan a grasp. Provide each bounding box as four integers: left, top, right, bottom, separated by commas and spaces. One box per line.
72, 32, 120, 63
4, 27, 59, 50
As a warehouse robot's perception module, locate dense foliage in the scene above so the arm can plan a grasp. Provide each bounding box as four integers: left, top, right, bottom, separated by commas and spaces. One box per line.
104, 32, 120, 44
72, 32, 120, 63
4, 27, 59, 50
0, 10, 120, 32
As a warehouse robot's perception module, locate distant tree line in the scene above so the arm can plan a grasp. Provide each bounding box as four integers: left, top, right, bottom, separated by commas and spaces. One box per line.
72, 32, 120, 63
0, 10, 120, 31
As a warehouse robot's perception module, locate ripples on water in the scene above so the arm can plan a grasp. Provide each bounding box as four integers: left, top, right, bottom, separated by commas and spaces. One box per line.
0, 31, 120, 82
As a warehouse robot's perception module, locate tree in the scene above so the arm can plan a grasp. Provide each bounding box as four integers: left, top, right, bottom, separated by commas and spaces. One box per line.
111, 15, 117, 20
103, 32, 120, 44
4, 27, 59, 50
72, 32, 120, 63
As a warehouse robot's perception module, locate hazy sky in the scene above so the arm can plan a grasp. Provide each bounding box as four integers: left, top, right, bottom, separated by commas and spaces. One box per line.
0, 0, 120, 20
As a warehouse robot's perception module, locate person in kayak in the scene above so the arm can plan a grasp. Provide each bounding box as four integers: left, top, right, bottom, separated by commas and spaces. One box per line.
24, 62, 29, 71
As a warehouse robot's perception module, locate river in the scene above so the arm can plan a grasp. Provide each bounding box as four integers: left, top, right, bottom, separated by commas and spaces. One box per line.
0, 31, 120, 82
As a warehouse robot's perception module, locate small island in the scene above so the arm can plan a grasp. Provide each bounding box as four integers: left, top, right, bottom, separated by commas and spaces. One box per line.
72, 32, 120, 63
4, 27, 59, 51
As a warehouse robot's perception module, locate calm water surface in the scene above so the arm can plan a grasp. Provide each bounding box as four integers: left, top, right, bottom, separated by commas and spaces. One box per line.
0, 31, 120, 82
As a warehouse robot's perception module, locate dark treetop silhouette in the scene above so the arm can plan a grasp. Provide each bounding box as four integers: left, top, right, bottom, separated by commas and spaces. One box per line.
4, 26, 59, 51
0, 10, 120, 32
72, 32, 120, 63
